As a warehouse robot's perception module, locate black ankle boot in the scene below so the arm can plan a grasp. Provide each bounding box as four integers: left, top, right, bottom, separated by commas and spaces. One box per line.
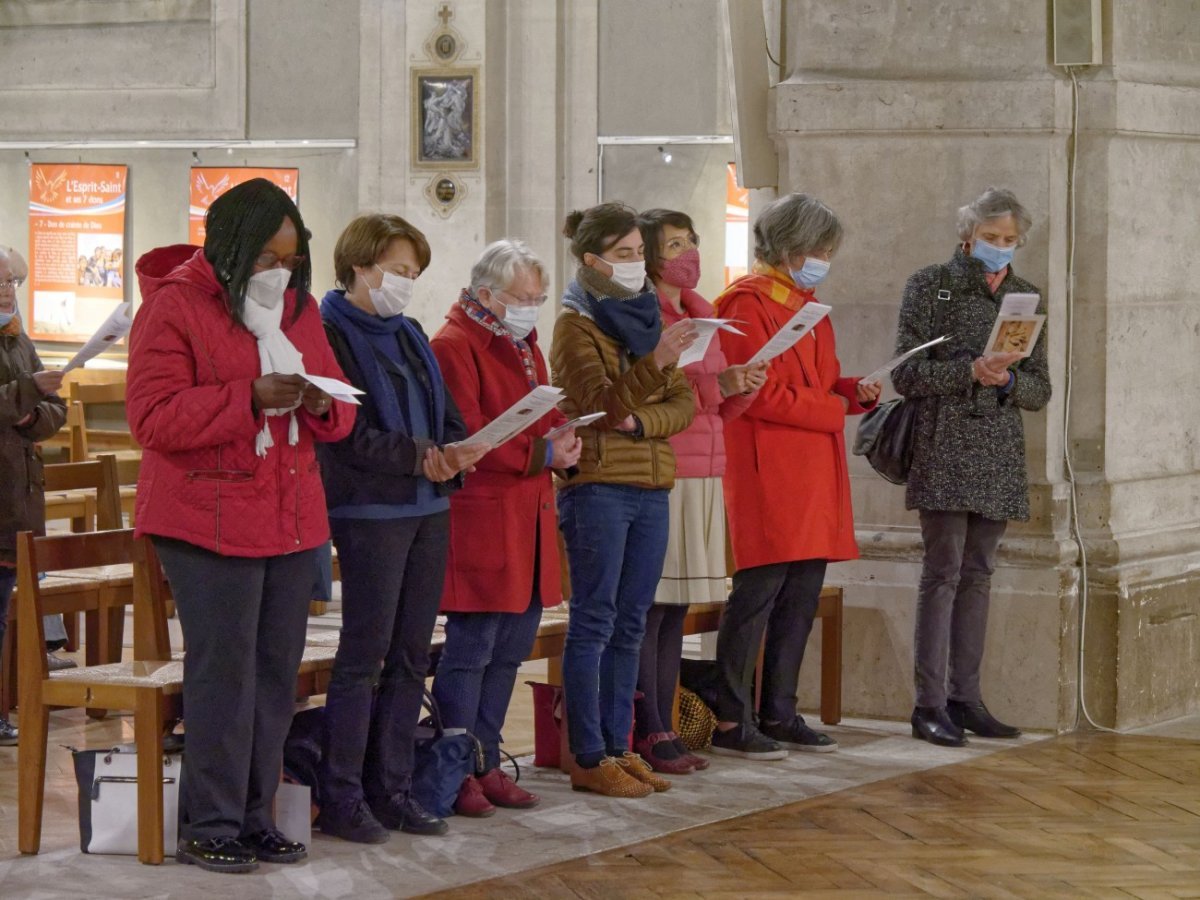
911, 706, 968, 747
947, 699, 1021, 738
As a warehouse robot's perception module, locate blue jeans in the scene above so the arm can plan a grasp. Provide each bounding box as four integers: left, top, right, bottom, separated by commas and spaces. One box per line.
432, 593, 543, 770
558, 484, 670, 759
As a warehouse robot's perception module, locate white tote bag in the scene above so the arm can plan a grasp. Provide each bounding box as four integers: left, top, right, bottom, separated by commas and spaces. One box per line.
71, 746, 180, 856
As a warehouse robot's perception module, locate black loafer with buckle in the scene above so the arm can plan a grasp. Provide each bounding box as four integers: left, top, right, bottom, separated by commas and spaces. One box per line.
240, 827, 307, 863
175, 836, 259, 873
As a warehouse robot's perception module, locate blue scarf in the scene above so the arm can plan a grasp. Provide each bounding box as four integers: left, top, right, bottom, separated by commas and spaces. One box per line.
562, 266, 662, 358
320, 290, 445, 441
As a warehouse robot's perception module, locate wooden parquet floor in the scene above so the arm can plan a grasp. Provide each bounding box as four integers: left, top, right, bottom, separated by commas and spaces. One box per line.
431, 733, 1200, 899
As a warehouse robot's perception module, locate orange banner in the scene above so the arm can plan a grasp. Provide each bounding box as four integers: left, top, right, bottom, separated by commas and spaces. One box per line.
27, 163, 128, 343
189, 168, 299, 245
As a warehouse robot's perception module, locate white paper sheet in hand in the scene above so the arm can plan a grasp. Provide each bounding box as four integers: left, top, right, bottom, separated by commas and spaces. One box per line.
301, 373, 365, 405
457, 385, 564, 449
862, 335, 951, 384
676, 319, 746, 368
999, 293, 1040, 316
62, 302, 133, 373
544, 411, 606, 440
746, 303, 831, 365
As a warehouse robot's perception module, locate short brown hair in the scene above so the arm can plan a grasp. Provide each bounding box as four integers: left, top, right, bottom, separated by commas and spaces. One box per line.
562, 202, 639, 263
334, 213, 432, 290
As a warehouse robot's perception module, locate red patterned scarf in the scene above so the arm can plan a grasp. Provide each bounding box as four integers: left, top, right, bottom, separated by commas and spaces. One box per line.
458, 289, 538, 388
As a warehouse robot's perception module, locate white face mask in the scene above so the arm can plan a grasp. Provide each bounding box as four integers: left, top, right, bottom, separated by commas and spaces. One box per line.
602, 257, 647, 293
369, 265, 414, 317
246, 267, 290, 310
500, 302, 539, 339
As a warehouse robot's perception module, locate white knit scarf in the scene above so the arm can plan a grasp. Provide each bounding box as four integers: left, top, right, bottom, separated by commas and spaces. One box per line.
241, 273, 306, 457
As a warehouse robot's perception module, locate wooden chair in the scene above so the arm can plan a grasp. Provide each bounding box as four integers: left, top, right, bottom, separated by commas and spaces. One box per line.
66, 381, 140, 463
15, 528, 182, 865
43, 453, 125, 656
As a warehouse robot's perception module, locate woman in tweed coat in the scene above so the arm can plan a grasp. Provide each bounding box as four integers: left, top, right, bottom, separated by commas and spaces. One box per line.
892, 188, 1051, 747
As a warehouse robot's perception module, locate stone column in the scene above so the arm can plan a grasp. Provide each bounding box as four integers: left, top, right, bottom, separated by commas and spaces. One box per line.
773, 0, 1200, 731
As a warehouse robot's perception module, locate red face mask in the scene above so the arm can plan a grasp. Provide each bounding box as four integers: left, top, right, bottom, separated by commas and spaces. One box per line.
657, 247, 700, 290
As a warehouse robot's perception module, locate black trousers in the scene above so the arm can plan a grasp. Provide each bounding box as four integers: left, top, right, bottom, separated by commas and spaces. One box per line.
153, 537, 315, 842
713, 559, 828, 725
321, 513, 449, 808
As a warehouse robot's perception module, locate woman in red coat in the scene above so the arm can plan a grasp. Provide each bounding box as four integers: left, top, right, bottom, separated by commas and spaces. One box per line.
127, 179, 353, 873
430, 240, 581, 815
710, 193, 879, 760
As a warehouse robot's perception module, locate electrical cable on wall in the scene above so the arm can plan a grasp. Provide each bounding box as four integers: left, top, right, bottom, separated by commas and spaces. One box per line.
1061, 65, 1114, 733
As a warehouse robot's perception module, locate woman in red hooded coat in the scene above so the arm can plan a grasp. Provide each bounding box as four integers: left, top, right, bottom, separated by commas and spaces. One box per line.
709, 193, 879, 760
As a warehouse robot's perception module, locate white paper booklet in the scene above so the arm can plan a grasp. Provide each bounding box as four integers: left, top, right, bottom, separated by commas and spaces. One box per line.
999, 293, 1040, 316
544, 411, 606, 440
746, 303, 832, 365
301, 373, 365, 406
677, 318, 746, 368
984, 315, 1045, 359
862, 335, 951, 384
456, 385, 564, 448
61, 302, 133, 373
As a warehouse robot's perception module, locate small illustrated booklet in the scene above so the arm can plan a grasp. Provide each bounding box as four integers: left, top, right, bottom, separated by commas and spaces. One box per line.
985, 293, 1044, 359
61, 303, 133, 373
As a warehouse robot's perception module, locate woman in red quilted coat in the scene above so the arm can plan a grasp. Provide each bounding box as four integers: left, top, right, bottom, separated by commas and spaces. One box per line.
127, 179, 353, 874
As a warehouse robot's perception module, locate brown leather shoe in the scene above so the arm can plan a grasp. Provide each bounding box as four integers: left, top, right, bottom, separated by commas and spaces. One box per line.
570, 757, 652, 798
615, 752, 672, 792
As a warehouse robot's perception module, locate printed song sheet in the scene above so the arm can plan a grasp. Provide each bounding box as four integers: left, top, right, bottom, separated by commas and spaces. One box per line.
61, 302, 133, 373
746, 303, 832, 365
677, 318, 745, 368
862, 335, 950, 384
301, 373, 365, 406
544, 412, 606, 440
457, 385, 564, 448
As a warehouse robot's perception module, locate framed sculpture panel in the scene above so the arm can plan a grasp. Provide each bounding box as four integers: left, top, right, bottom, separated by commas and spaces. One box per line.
412, 67, 479, 170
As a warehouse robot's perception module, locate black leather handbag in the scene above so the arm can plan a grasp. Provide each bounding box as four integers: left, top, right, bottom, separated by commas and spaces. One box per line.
853, 270, 950, 485
853, 397, 920, 484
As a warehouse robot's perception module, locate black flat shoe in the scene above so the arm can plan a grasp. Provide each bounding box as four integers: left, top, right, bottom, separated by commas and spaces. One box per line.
175, 837, 259, 874
911, 706, 968, 747
947, 699, 1021, 738
371, 793, 448, 836
240, 827, 307, 863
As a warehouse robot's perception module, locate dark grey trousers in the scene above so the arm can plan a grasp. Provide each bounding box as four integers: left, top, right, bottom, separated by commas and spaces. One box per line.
153, 537, 315, 842
914, 509, 1008, 708
321, 513, 449, 807
713, 559, 828, 725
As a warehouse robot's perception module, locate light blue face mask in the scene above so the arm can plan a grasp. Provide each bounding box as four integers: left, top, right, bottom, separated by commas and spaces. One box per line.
0, 310, 16, 328
790, 257, 830, 289
970, 238, 1015, 273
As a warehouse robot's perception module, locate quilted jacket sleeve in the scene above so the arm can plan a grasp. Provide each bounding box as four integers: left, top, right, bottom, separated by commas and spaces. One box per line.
633, 366, 695, 439
720, 291, 845, 434
126, 290, 263, 453
550, 313, 675, 431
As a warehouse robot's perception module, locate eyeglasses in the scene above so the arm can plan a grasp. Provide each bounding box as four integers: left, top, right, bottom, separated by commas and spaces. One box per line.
0, 277, 25, 290
497, 289, 548, 308
254, 253, 307, 271
663, 236, 698, 254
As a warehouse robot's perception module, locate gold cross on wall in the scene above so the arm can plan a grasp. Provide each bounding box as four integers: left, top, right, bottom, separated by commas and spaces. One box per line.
437, 3, 453, 27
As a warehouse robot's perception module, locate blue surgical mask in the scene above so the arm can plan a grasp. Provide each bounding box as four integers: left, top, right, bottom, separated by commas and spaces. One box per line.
790, 257, 830, 289
970, 238, 1015, 273
0, 310, 15, 327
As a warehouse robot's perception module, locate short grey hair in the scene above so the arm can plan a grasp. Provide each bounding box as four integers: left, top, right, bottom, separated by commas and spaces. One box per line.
0, 245, 27, 278
469, 239, 548, 293
752, 193, 844, 267
957, 188, 1032, 246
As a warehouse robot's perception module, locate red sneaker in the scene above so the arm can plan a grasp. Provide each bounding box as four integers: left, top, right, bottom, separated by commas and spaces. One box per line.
634, 733, 695, 775
477, 767, 540, 809
454, 775, 496, 818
